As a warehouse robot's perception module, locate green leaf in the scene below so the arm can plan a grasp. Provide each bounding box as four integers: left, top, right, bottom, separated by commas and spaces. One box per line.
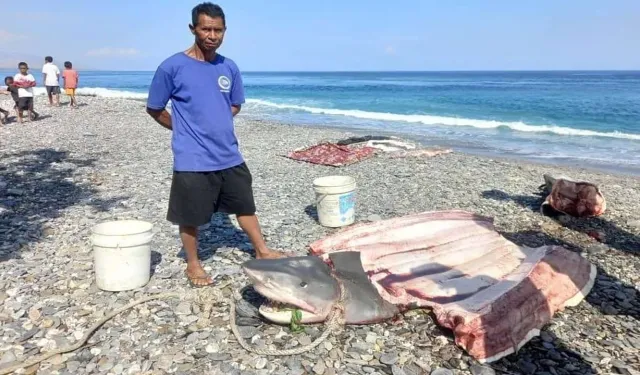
289, 309, 304, 333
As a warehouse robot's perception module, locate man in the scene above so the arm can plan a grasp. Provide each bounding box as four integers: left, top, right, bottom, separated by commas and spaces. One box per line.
146, 2, 285, 287
42, 56, 61, 106
13, 62, 38, 123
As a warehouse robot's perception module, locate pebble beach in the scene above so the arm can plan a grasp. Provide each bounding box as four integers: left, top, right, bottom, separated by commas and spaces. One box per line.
1, 95, 639, 375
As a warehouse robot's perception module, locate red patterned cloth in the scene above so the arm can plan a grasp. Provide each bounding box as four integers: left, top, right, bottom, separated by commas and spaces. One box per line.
285, 142, 377, 167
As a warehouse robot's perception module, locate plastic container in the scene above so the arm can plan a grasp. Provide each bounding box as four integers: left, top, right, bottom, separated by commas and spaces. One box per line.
313, 176, 357, 227
91, 220, 154, 291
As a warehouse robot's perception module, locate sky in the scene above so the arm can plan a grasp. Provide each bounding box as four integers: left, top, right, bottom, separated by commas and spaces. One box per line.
1, 0, 639, 72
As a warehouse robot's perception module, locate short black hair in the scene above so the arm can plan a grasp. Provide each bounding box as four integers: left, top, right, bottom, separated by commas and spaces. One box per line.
45, 56, 53, 62
18, 62, 28, 68
64, 61, 72, 68
4, 76, 12, 83
191, 2, 225, 27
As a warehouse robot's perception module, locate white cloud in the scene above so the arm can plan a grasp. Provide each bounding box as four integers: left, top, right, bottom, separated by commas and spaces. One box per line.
384, 46, 396, 55
86, 47, 140, 57
0, 30, 27, 43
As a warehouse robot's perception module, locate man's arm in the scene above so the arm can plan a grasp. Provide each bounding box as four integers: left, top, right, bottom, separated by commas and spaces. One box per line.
229, 63, 245, 118
146, 108, 172, 130
146, 65, 174, 130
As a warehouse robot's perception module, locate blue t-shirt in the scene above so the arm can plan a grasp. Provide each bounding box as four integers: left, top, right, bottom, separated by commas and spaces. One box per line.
147, 52, 246, 172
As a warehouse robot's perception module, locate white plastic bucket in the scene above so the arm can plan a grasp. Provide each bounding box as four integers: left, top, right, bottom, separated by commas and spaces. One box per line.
90, 220, 154, 292
313, 176, 357, 227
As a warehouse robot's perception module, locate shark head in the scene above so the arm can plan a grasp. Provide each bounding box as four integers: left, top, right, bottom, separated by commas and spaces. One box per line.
241, 256, 340, 324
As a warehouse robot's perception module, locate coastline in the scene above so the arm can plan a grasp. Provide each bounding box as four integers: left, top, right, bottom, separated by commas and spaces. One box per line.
238, 115, 640, 179
0, 95, 639, 374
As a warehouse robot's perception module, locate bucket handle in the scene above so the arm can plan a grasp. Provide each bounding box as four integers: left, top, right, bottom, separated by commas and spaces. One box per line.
315, 193, 327, 206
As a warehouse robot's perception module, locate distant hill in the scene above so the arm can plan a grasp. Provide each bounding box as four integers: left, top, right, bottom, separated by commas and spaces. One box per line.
0, 51, 44, 69
0, 52, 93, 70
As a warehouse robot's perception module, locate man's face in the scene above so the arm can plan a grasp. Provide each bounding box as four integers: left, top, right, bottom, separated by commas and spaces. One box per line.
190, 14, 226, 52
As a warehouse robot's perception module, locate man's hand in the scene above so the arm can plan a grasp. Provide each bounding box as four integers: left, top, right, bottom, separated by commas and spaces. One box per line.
146, 107, 172, 130
231, 104, 241, 117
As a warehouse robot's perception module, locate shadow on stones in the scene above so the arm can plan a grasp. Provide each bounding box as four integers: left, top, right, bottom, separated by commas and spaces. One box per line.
60, 102, 88, 107
176, 212, 252, 262
481, 189, 640, 256
0, 148, 125, 262
304, 204, 319, 221
150, 250, 163, 276
33, 114, 52, 121
0, 114, 52, 124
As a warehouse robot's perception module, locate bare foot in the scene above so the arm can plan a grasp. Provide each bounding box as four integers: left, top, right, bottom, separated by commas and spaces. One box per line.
255, 249, 294, 259
185, 263, 213, 287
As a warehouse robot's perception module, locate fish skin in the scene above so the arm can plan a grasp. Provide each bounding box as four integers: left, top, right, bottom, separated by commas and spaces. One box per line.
243, 210, 595, 363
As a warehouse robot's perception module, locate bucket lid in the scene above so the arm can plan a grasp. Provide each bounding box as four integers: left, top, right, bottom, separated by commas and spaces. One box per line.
91, 220, 154, 236
313, 175, 356, 187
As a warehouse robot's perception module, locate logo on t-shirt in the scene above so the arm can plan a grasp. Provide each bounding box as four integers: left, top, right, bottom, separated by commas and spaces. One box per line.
218, 75, 231, 92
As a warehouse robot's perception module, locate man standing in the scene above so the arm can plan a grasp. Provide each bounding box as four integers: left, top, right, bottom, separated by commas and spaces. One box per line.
42, 56, 60, 106
146, 2, 285, 287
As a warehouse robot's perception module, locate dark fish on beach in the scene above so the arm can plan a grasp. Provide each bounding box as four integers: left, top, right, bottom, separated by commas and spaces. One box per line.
242, 210, 596, 363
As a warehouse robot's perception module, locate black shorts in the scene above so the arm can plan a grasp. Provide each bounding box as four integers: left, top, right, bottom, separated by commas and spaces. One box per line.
167, 162, 256, 227
46, 86, 61, 95
17, 97, 33, 110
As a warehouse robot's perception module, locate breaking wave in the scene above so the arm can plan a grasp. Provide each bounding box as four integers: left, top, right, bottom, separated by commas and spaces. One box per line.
246, 99, 640, 141
32, 86, 148, 99
23, 87, 640, 141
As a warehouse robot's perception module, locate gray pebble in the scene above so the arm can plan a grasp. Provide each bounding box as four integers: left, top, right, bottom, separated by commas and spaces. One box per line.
2, 95, 640, 375
469, 364, 496, 375
380, 351, 398, 365
431, 368, 453, 375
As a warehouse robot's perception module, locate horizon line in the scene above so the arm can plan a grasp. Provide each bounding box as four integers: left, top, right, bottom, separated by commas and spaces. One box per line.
1, 67, 639, 73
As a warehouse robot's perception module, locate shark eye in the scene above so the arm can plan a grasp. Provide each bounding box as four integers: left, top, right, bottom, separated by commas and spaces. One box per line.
300, 281, 308, 288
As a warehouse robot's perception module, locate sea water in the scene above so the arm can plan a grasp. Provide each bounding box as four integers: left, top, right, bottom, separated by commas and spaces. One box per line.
2, 69, 638, 174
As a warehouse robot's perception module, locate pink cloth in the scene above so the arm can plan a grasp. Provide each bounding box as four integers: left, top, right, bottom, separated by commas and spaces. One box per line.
285, 143, 377, 167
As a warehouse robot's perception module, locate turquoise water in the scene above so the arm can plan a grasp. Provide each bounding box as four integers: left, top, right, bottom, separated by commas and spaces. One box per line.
2, 69, 639, 173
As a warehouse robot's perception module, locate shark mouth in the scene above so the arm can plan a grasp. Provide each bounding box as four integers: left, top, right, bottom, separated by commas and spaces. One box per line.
258, 300, 327, 324
250, 283, 327, 324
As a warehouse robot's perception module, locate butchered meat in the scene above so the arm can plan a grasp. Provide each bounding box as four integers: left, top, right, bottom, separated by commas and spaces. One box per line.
309, 210, 596, 363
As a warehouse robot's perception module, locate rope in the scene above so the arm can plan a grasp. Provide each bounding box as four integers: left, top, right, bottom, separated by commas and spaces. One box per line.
0, 274, 346, 373
229, 275, 346, 356
0, 292, 182, 375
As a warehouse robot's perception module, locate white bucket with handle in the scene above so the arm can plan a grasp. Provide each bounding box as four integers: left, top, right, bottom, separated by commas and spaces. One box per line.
313, 176, 357, 227
91, 220, 154, 291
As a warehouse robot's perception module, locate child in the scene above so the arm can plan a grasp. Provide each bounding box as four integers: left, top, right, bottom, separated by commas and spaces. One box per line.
0, 80, 8, 123
13, 62, 38, 123
1, 76, 38, 124
62, 61, 79, 107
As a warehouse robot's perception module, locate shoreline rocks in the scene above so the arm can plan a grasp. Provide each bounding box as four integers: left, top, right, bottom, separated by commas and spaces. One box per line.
0, 96, 638, 374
